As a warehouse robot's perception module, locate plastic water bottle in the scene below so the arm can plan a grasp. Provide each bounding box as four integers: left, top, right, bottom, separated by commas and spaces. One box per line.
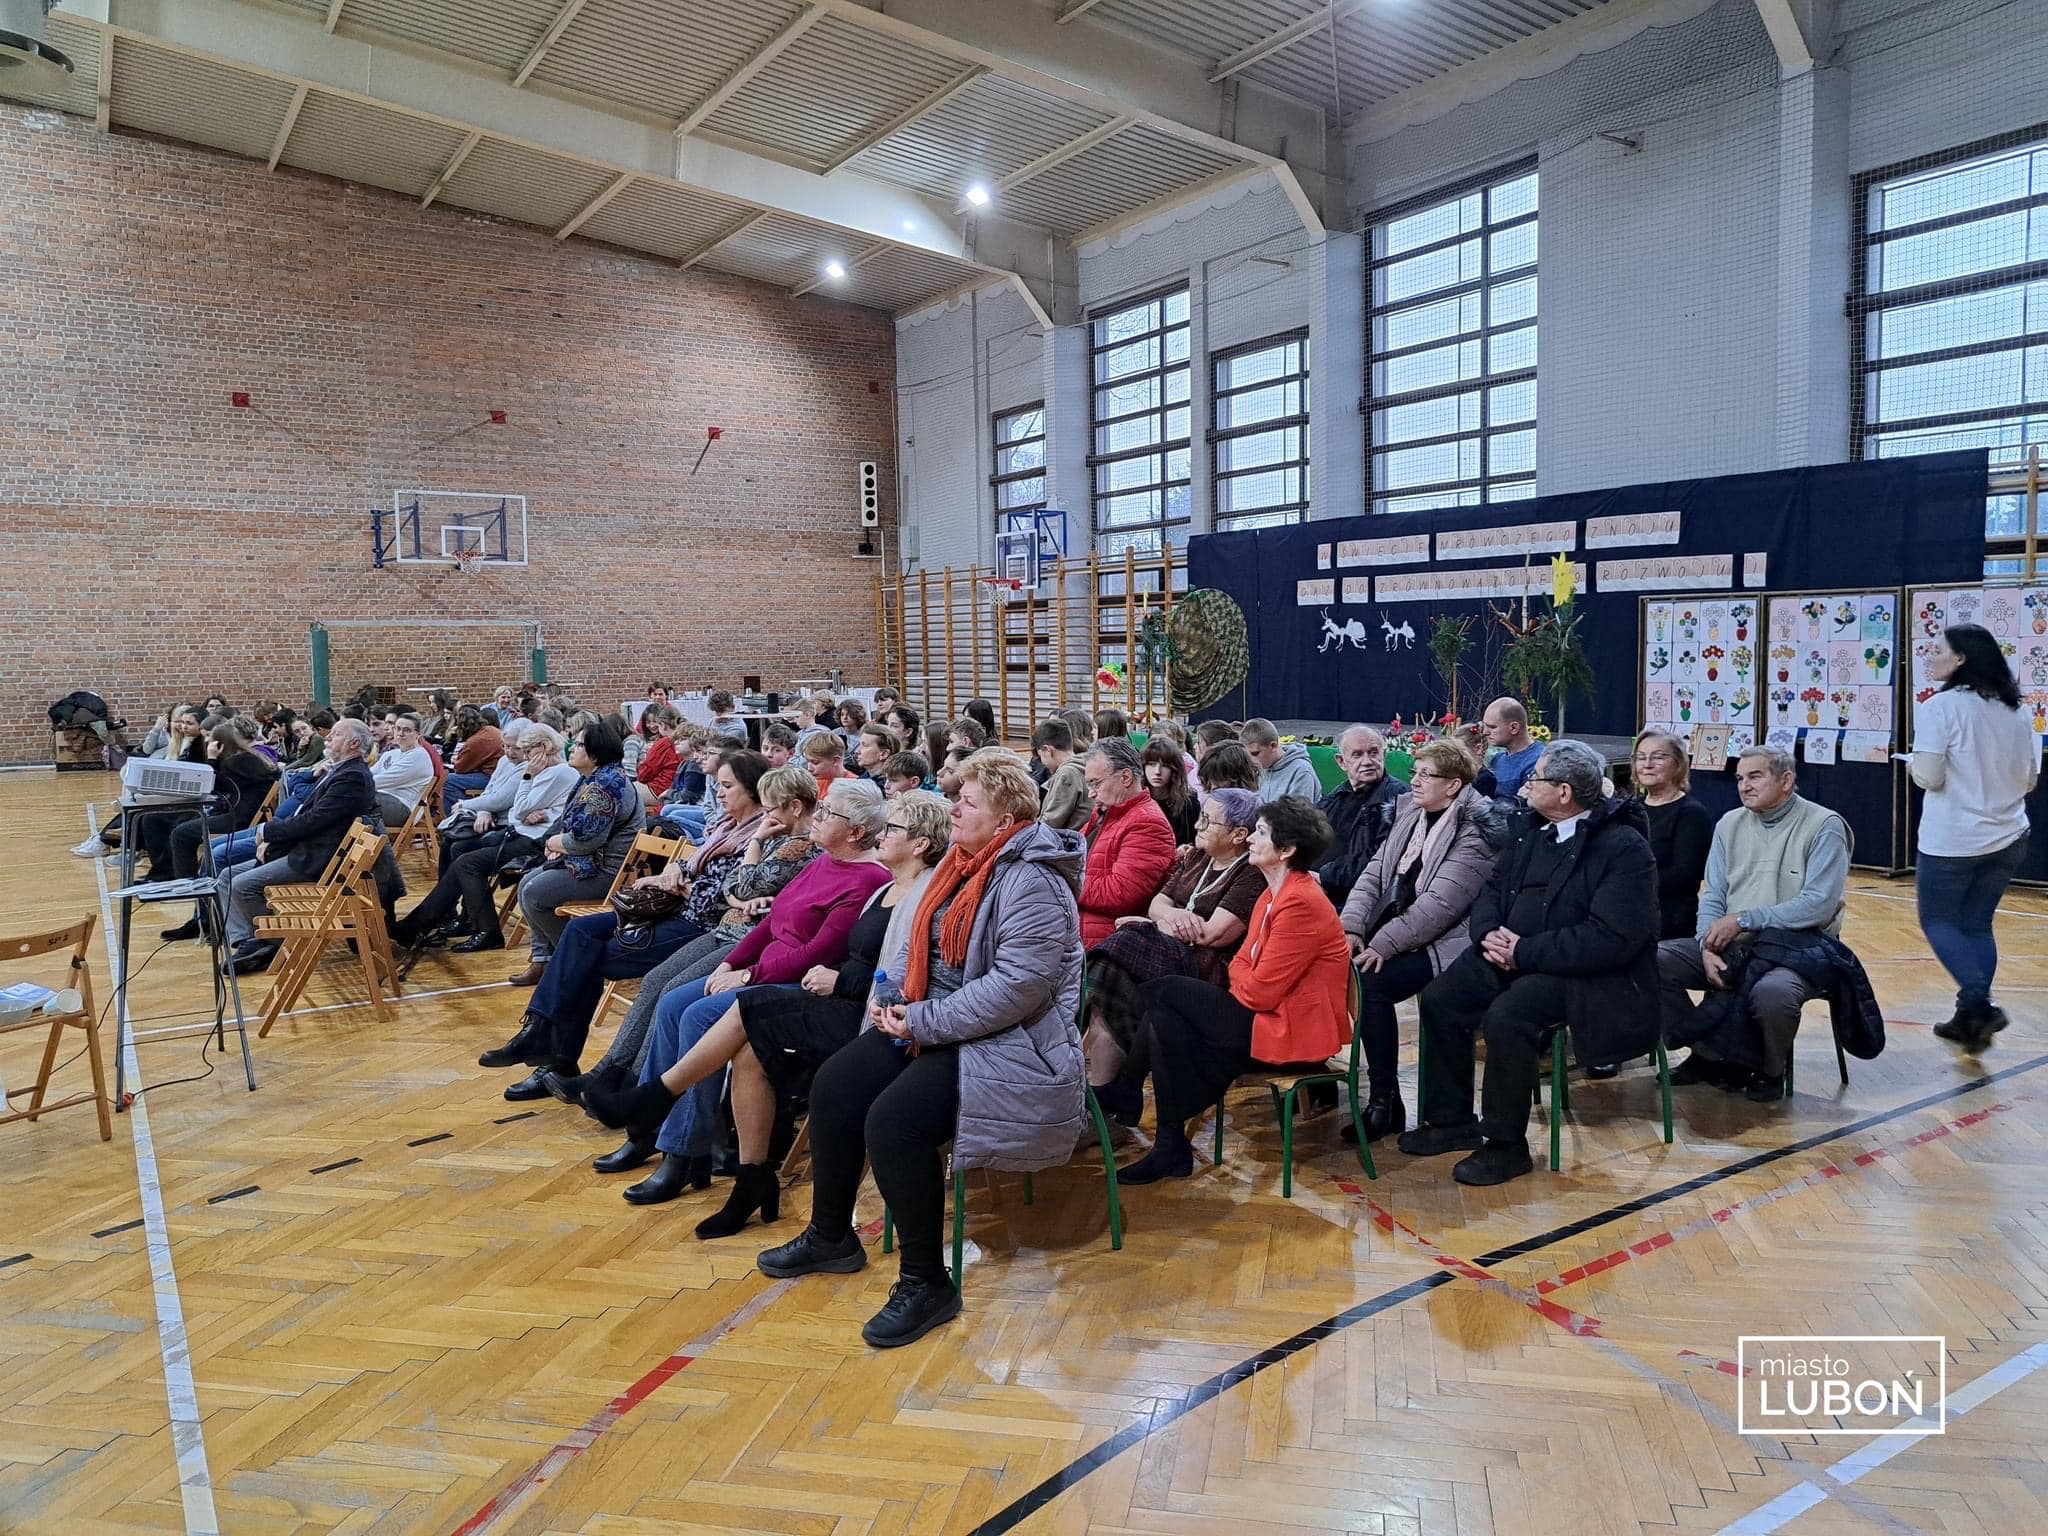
872, 969, 911, 1051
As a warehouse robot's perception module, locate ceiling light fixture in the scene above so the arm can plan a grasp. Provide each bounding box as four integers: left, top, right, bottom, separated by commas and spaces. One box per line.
823, 260, 847, 280
0, 0, 75, 80
964, 183, 991, 207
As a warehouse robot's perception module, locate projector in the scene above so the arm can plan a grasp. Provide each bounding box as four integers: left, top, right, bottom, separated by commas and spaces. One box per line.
121, 757, 215, 805
0, 1, 75, 81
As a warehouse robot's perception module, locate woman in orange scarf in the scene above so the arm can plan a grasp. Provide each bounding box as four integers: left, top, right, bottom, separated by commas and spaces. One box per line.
754, 749, 1087, 1350
1114, 795, 1354, 1184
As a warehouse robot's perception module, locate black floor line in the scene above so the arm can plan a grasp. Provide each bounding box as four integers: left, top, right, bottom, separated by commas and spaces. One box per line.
92, 1218, 145, 1239
0, 1253, 29, 1271
964, 1052, 2048, 1536
309, 1157, 361, 1175
205, 1185, 259, 1205
407, 1133, 453, 1147
493, 1111, 538, 1125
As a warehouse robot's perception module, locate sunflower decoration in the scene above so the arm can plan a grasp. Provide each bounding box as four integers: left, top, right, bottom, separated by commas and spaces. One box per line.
1165, 588, 1251, 714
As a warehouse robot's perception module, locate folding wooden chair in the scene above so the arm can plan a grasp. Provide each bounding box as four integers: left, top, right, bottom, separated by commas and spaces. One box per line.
253, 778, 281, 822
507, 827, 685, 955
265, 820, 380, 914
386, 781, 441, 869
0, 916, 109, 1142
254, 831, 402, 1036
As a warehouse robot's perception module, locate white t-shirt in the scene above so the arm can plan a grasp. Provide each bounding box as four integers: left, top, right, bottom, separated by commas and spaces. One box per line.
369, 743, 435, 813
1911, 689, 2038, 857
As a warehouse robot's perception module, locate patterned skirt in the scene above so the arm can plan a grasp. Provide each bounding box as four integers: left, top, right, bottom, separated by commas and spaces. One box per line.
1085, 924, 1226, 1052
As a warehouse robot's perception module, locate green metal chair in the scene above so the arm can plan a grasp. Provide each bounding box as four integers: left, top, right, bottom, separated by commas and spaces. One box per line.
1209, 968, 1377, 1196
1782, 1012, 1851, 1098
880, 1083, 1125, 1290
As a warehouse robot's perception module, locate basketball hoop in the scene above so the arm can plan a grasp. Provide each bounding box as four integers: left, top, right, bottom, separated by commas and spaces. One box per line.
449, 546, 483, 576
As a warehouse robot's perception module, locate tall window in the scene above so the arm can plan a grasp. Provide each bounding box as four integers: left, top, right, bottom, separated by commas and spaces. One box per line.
991, 403, 1046, 538
1366, 161, 1537, 514
1211, 331, 1310, 530
1853, 126, 2048, 562
1089, 286, 1191, 555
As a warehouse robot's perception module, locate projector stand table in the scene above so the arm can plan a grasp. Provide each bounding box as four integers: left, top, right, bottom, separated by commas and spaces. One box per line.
110, 796, 257, 1107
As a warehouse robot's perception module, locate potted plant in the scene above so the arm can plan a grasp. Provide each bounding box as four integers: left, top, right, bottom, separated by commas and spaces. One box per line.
1502, 600, 1596, 735
1427, 614, 1474, 719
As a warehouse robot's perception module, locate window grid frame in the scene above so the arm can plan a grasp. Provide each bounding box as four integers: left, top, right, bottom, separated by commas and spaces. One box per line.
1209, 328, 1312, 532
1363, 156, 1539, 514
989, 401, 1048, 539
1087, 282, 1193, 555
1849, 122, 2048, 563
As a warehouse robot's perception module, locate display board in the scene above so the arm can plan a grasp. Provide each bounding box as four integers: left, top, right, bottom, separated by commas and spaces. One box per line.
1641, 597, 1761, 752
1908, 583, 2048, 735
1761, 589, 1900, 760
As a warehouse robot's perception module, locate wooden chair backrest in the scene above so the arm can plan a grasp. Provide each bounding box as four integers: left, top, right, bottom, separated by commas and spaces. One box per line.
255, 779, 281, 820
607, 830, 684, 899
0, 915, 97, 1021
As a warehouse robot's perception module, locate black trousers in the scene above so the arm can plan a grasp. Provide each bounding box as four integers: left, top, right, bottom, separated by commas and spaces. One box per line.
438, 826, 502, 879
1126, 975, 1260, 1126
806, 1030, 960, 1283
1417, 949, 1569, 1145
400, 835, 540, 941
1356, 948, 1436, 1100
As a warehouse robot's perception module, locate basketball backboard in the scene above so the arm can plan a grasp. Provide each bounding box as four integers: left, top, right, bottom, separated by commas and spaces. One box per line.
375, 491, 529, 568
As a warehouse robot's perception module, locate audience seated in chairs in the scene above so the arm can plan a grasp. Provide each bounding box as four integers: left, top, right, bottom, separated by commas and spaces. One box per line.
583, 779, 897, 1206
882, 751, 931, 799
1316, 725, 1409, 906
753, 748, 1086, 1348
1339, 738, 1511, 1144
632, 704, 682, 807
801, 729, 851, 794
1140, 735, 1199, 847
760, 720, 798, 768
218, 718, 379, 974
486, 756, 814, 1104
1113, 795, 1353, 1185
508, 721, 644, 986
1032, 718, 1092, 831
706, 689, 747, 745
390, 724, 577, 957
137, 718, 279, 885
1086, 786, 1264, 1123
853, 723, 900, 783
963, 698, 998, 741
1400, 739, 1660, 1187
1632, 729, 1715, 942
881, 704, 921, 758
1077, 739, 1179, 947
1660, 745, 1863, 1101
647, 726, 715, 840
509, 752, 789, 1102
1196, 740, 1261, 797
284, 710, 333, 773
946, 717, 988, 755
369, 715, 435, 828
1243, 718, 1320, 803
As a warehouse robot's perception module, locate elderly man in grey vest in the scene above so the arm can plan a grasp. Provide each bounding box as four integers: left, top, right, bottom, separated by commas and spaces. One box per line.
1659, 746, 1851, 1101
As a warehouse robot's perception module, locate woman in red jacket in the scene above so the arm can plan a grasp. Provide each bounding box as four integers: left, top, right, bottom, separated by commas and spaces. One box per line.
634, 704, 683, 807
1078, 739, 1179, 946
1114, 795, 1352, 1184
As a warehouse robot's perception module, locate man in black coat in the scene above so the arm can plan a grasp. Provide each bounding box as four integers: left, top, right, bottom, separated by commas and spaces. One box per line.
218, 718, 378, 972
1398, 738, 1660, 1186
1315, 725, 1410, 906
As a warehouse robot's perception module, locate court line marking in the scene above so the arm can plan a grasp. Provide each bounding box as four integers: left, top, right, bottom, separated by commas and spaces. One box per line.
1847, 882, 2048, 920
1711, 1338, 2048, 1535
88, 805, 220, 1536
449, 1278, 794, 1536
963, 1052, 2048, 1536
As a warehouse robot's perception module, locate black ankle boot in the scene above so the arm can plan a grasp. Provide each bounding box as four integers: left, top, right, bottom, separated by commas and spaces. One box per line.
478, 1012, 550, 1068
1116, 1127, 1194, 1185
593, 1135, 655, 1174
623, 1153, 701, 1205
1091, 1077, 1143, 1127
694, 1163, 781, 1239
159, 915, 203, 943
585, 1076, 679, 1134
1342, 1091, 1407, 1144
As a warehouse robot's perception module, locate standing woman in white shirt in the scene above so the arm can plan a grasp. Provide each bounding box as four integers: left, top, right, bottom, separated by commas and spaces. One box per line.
1912, 623, 2039, 1052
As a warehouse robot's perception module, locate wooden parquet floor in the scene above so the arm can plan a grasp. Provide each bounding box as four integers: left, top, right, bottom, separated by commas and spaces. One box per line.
3, 771, 2046, 1536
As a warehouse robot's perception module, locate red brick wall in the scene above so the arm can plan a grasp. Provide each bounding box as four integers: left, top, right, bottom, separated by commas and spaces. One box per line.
0, 106, 896, 764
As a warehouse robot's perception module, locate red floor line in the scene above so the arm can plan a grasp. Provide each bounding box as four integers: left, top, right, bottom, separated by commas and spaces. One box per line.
1332, 1176, 1605, 1337
448, 1278, 791, 1536
1526, 1097, 2018, 1300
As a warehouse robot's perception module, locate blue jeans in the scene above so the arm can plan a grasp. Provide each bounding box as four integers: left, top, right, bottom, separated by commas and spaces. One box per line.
640, 980, 739, 1156
443, 770, 490, 799
530, 911, 705, 1063
1916, 836, 2030, 1010
651, 806, 706, 843
210, 827, 261, 871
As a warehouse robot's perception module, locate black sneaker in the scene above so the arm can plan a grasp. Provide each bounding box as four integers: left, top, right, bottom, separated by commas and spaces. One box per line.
1745, 1071, 1787, 1103
861, 1275, 963, 1349
1585, 1064, 1620, 1081
756, 1224, 869, 1279
1670, 1051, 1740, 1088
1396, 1121, 1484, 1157
478, 1013, 550, 1069
1452, 1138, 1535, 1187
1341, 1093, 1406, 1144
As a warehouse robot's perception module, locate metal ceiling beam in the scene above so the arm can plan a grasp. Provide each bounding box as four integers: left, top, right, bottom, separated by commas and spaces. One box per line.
322, 0, 344, 34
1054, 0, 1114, 22
673, 5, 823, 138
419, 128, 482, 209
820, 63, 984, 174
1212, 0, 1368, 83
512, 0, 592, 89
679, 209, 769, 270
93, 28, 111, 130
59, 0, 975, 264
555, 170, 634, 239
1070, 161, 1269, 245
1753, 0, 1815, 75
975, 114, 1132, 208
267, 81, 307, 169
791, 237, 891, 297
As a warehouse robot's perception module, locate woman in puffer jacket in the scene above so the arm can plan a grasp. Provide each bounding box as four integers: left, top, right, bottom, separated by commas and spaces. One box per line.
754, 748, 1086, 1351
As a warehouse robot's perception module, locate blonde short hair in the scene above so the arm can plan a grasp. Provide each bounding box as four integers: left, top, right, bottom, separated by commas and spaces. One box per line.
757, 762, 821, 813
956, 747, 1041, 822
1632, 729, 1691, 793
1411, 737, 1478, 787
890, 789, 952, 866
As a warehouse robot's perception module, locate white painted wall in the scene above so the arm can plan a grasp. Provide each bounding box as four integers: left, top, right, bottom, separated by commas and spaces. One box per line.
894, 0, 2048, 569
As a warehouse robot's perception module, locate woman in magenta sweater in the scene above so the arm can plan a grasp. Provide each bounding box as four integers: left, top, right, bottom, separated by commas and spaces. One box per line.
585, 779, 893, 1204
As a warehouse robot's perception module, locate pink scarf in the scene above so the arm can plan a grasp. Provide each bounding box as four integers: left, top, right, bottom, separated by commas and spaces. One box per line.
1395, 802, 1458, 879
